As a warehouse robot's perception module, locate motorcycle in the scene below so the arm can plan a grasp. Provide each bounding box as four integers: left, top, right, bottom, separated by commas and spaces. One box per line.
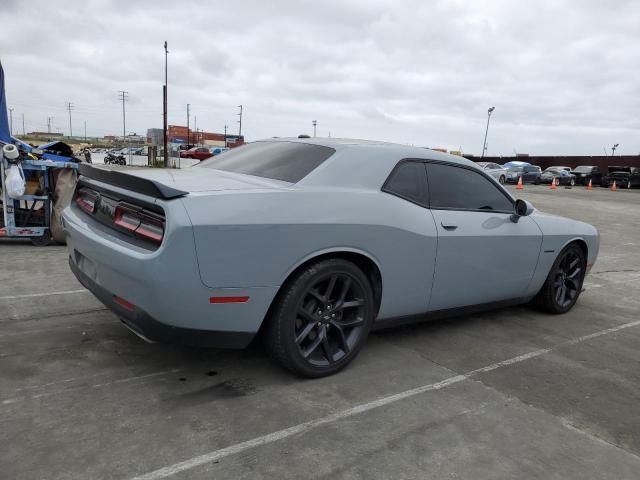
82, 148, 92, 164
104, 152, 126, 165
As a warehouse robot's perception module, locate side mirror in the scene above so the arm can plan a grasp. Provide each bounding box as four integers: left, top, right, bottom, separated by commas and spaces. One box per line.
511, 199, 534, 223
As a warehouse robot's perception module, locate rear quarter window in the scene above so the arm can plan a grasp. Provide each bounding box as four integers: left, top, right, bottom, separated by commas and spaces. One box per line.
197, 141, 335, 183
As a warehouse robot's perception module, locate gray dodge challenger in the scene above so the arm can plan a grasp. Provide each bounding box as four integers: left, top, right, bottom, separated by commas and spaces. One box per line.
63, 138, 599, 377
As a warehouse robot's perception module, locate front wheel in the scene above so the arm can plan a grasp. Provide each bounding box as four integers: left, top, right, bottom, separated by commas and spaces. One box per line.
533, 244, 586, 314
499, 175, 506, 184
570, 178, 575, 186
264, 259, 375, 377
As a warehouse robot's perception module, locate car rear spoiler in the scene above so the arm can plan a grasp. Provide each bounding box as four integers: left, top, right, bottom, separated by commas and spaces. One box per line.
79, 164, 188, 199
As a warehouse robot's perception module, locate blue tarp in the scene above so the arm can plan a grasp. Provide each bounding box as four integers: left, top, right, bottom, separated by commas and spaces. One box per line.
0, 60, 11, 144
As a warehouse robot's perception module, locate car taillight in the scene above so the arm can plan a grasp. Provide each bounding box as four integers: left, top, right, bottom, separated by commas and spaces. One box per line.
76, 190, 97, 214
114, 206, 164, 244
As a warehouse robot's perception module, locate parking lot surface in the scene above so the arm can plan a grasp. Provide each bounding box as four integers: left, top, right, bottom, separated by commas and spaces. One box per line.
1, 185, 639, 479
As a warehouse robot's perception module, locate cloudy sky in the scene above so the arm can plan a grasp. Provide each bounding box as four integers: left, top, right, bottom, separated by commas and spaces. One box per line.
2, 0, 639, 155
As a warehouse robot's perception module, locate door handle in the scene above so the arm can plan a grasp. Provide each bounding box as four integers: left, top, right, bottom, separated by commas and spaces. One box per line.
440, 221, 458, 231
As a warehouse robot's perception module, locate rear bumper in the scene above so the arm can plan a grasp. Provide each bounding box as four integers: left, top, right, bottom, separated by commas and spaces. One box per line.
69, 258, 253, 348
62, 195, 279, 345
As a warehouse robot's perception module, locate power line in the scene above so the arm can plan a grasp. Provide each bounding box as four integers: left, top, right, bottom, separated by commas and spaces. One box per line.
186, 103, 190, 145
118, 91, 128, 140
66, 102, 74, 137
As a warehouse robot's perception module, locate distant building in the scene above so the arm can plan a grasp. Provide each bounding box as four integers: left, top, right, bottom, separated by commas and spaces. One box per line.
146, 128, 163, 145
27, 131, 64, 137
147, 126, 244, 148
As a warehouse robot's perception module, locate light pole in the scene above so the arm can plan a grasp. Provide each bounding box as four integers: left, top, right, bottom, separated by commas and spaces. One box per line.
8, 107, 13, 135
224, 124, 228, 148
312, 120, 317, 137
481, 106, 495, 159
163, 41, 169, 167
611, 143, 619, 156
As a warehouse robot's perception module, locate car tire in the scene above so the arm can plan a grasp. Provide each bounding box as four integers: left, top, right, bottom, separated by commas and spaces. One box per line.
533, 243, 586, 314
534, 178, 540, 185
570, 178, 575, 186
264, 258, 375, 378
627, 180, 632, 189
499, 175, 506, 184
30, 230, 52, 247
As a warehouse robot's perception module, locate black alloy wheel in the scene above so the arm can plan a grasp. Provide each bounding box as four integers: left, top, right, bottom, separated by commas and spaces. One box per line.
265, 259, 375, 377
294, 272, 367, 367
499, 175, 506, 184
534, 244, 586, 314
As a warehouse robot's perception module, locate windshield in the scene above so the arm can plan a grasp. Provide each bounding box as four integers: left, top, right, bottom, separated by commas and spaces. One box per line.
509, 167, 524, 172
197, 141, 336, 183
545, 169, 561, 174
574, 166, 593, 172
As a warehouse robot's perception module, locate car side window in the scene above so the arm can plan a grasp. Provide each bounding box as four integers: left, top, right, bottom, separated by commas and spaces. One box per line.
382, 161, 429, 206
426, 163, 513, 212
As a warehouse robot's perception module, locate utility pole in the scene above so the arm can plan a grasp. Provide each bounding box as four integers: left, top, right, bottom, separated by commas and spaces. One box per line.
118, 91, 128, 142
8, 108, 13, 135
224, 124, 228, 148
186, 103, 190, 145
237, 104, 243, 137
47, 116, 53, 134
481, 106, 495, 159
22, 113, 25, 135
163, 41, 169, 167
194, 115, 197, 145
66, 102, 74, 137
312, 120, 317, 137
84, 120, 87, 141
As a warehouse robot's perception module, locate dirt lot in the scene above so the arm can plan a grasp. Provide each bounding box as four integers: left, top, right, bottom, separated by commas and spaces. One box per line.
1, 185, 639, 480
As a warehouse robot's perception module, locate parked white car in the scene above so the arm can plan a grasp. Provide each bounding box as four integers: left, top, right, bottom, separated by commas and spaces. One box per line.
476, 162, 508, 184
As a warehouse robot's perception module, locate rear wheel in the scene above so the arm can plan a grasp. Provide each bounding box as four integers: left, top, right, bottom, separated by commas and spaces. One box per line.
499, 175, 506, 184
569, 178, 575, 186
264, 259, 375, 377
533, 244, 585, 314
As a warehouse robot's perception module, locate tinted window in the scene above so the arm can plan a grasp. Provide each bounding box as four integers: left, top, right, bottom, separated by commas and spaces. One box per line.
197, 141, 335, 183
383, 161, 428, 206
427, 163, 513, 212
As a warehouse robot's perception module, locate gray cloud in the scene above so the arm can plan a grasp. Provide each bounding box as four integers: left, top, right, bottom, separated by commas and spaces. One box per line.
2, 0, 639, 154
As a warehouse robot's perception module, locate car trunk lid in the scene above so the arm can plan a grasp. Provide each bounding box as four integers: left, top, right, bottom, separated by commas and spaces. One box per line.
79, 164, 291, 199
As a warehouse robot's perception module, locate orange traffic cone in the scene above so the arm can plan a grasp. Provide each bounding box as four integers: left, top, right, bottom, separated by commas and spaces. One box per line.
550, 177, 557, 190
587, 179, 593, 190
516, 176, 523, 190
611, 180, 617, 192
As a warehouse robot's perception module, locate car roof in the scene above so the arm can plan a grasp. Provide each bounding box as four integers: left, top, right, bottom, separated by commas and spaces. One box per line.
266, 136, 470, 164
259, 137, 480, 189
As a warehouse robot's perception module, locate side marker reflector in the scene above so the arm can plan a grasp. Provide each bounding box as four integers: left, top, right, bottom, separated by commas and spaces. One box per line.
114, 295, 136, 311
209, 296, 250, 304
